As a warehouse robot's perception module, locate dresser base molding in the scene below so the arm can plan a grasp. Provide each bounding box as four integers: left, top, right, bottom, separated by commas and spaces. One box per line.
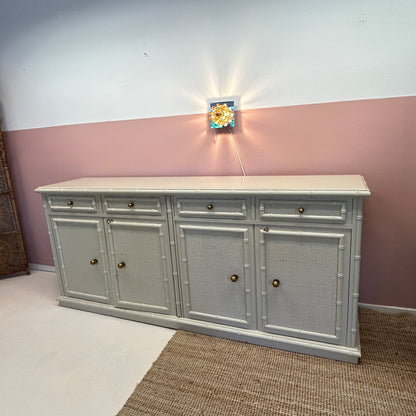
58, 296, 361, 363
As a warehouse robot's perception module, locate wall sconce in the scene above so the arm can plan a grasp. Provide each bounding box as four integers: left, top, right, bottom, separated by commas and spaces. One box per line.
208, 97, 245, 177
209, 101, 235, 129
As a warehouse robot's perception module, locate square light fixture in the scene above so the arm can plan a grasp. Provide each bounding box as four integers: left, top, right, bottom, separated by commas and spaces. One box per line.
209, 101, 235, 129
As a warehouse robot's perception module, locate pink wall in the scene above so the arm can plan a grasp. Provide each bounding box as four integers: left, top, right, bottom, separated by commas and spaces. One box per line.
4, 96, 416, 308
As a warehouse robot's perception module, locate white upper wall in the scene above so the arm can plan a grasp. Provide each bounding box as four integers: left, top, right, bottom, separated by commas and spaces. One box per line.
1, 0, 415, 131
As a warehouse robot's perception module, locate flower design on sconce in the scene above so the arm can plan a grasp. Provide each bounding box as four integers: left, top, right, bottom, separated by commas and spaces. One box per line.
209, 102, 235, 129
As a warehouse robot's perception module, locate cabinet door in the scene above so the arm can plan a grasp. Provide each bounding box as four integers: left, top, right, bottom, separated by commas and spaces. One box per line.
51, 217, 110, 303
176, 223, 255, 329
106, 218, 176, 315
256, 226, 351, 344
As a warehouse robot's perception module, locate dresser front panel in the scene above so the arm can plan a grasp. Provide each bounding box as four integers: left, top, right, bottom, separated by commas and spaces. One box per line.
175, 197, 251, 220
103, 196, 164, 217
105, 218, 176, 315
257, 226, 350, 344
176, 223, 255, 329
258, 199, 351, 224
51, 217, 110, 303
47, 195, 100, 213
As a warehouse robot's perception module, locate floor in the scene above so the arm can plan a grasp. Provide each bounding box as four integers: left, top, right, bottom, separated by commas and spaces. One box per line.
0, 270, 175, 416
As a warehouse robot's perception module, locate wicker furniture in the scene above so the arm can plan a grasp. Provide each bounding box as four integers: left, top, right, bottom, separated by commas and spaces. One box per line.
0, 128, 29, 277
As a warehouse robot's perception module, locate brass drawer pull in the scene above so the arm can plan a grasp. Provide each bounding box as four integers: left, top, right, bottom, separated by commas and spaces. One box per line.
67, 200, 74, 206
207, 204, 214, 210
128, 202, 134, 208
90, 258, 98, 265
117, 261, 126, 269
272, 279, 280, 288
230, 274, 239, 282
298, 207, 305, 214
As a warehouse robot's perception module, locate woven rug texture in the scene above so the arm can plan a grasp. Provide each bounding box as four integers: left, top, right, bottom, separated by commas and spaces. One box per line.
117, 309, 416, 415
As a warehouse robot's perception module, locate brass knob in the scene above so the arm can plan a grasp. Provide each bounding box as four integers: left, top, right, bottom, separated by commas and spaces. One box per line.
272, 279, 280, 288
128, 202, 134, 208
230, 274, 239, 282
207, 204, 214, 210
298, 207, 305, 214
117, 261, 126, 269
263, 227, 269, 232
67, 200, 74, 206
90, 259, 98, 265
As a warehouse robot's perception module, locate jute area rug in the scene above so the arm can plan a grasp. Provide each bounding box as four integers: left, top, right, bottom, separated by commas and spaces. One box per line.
117, 309, 416, 415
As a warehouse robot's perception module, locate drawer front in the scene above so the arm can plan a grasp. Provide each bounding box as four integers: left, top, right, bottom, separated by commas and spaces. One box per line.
103, 196, 163, 216
175, 197, 250, 220
47, 195, 99, 213
258, 199, 351, 224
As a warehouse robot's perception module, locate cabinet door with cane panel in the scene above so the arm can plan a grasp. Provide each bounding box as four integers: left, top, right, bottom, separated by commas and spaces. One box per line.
176, 222, 256, 329
50, 216, 111, 303
105, 217, 176, 315
256, 225, 351, 345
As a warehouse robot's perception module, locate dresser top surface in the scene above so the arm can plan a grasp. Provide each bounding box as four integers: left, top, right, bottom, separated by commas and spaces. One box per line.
36, 175, 370, 197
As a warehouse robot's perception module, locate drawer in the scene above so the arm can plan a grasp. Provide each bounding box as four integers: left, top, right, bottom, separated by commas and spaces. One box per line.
175, 197, 250, 220
103, 196, 163, 216
47, 195, 99, 213
258, 199, 351, 224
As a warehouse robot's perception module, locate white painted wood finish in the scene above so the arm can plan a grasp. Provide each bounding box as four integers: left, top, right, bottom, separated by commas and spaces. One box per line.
37, 175, 370, 195
51, 217, 110, 303
105, 218, 175, 315
257, 226, 351, 345
37, 175, 370, 363
177, 223, 255, 329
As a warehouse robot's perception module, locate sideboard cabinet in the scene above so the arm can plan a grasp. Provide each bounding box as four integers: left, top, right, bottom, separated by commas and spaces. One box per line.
36, 176, 370, 363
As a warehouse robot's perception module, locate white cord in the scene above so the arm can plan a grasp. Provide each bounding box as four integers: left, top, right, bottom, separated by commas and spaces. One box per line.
229, 127, 246, 177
